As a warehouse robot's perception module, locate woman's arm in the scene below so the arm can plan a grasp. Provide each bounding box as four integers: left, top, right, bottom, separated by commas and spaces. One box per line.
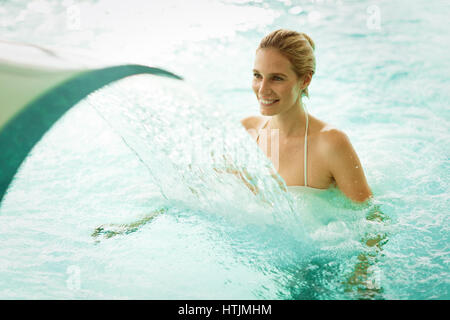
91, 208, 166, 240
325, 129, 372, 203
344, 204, 390, 298
213, 164, 260, 195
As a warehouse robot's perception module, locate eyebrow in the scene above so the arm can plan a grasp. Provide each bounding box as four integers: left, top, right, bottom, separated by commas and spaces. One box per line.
252, 69, 288, 77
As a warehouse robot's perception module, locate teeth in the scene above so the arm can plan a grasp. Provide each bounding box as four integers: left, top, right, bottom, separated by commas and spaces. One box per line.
260, 99, 278, 105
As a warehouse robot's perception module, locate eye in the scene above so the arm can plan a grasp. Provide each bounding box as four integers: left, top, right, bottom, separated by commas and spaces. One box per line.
253, 73, 261, 79
273, 76, 284, 81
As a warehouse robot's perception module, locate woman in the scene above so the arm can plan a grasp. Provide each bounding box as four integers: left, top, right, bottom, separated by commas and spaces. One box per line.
241, 29, 372, 203
92, 29, 374, 240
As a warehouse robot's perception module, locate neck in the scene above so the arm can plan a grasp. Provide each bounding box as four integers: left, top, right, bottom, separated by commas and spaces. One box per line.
268, 101, 308, 137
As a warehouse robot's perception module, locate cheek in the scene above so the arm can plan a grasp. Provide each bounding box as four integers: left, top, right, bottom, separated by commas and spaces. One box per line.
292, 89, 300, 101
288, 85, 300, 102
252, 81, 259, 94
279, 87, 296, 102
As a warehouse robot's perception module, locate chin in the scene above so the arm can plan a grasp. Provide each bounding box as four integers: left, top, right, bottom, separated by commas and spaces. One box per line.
260, 107, 278, 116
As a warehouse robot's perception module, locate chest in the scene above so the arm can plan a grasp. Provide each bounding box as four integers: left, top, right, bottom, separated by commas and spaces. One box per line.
256, 133, 332, 188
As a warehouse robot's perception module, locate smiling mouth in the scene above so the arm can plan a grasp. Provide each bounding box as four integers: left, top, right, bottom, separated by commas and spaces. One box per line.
259, 99, 279, 106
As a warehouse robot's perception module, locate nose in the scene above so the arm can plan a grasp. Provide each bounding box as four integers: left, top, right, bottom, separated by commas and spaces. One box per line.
258, 78, 272, 96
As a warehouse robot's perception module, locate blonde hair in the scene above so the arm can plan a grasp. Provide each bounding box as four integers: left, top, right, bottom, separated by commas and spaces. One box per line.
258, 29, 316, 98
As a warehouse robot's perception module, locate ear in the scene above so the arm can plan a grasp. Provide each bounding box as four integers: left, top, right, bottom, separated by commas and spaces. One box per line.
302, 72, 312, 88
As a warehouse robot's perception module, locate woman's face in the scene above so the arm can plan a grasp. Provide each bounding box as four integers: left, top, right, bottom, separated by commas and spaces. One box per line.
252, 48, 303, 116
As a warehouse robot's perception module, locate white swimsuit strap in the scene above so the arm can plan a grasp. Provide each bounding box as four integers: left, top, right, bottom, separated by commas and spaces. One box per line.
304, 104, 309, 187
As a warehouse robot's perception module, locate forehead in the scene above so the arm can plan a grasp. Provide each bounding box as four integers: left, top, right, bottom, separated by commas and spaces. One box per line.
253, 48, 295, 75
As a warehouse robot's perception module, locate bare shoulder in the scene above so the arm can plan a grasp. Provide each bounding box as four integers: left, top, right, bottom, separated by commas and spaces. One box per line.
321, 126, 351, 149
309, 116, 372, 203
311, 117, 352, 155
240, 115, 268, 131
316, 121, 362, 174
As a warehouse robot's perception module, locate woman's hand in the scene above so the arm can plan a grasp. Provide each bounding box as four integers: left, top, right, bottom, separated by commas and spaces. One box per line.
213, 155, 260, 195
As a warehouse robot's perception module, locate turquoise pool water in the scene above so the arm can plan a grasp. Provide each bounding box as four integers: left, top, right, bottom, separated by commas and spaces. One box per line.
0, 0, 449, 299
